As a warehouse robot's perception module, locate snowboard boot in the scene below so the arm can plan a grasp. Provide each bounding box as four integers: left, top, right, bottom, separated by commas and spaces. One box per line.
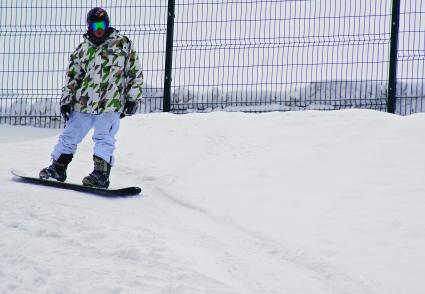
82, 155, 111, 189
39, 154, 73, 182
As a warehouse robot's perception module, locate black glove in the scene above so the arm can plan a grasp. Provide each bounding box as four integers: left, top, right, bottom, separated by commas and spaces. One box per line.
120, 100, 138, 118
60, 105, 72, 121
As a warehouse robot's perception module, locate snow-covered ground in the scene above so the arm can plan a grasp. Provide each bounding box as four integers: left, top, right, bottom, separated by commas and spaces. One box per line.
1, 110, 425, 294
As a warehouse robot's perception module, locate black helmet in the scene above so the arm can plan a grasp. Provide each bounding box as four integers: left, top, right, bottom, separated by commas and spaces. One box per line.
86, 7, 110, 29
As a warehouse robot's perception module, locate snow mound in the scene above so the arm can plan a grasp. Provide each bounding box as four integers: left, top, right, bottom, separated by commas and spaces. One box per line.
1, 110, 425, 293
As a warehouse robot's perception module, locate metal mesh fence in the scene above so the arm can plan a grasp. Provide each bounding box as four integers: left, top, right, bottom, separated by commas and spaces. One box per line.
170, 0, 395, 113
396, 0, 425, 115
0, 0, 424, 127
0, 0, 167, 127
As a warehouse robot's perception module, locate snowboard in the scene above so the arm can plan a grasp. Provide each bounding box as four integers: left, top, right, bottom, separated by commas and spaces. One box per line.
11, 170, 141, 197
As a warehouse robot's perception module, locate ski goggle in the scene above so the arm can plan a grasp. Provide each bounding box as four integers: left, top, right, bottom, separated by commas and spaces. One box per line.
90, 20, 107, 31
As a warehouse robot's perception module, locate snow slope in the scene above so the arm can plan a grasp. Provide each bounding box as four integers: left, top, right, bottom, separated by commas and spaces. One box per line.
1, 110, 425, 294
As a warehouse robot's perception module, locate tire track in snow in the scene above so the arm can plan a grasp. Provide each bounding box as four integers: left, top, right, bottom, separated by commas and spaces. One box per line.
115, 158, 378, 294
149, 183, 378, 294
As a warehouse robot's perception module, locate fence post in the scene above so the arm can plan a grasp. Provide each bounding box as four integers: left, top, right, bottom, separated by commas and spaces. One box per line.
387, 0, 401, 114
163, 0, 175, 112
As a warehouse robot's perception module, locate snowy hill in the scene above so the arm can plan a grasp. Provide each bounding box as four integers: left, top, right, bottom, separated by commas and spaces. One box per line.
1, 110, 425, 294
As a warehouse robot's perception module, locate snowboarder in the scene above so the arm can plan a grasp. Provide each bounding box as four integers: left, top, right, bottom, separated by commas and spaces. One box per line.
39, 7, 144, 188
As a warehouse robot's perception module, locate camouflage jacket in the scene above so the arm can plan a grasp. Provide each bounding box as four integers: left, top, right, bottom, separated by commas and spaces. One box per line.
61, 29, 144, 114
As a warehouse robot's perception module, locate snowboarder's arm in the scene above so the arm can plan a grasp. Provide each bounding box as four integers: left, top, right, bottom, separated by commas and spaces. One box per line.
124, 41, 144, 103
60, 46, 85, 107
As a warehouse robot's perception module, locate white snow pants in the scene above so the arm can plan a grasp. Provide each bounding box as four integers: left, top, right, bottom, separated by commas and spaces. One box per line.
51, 111, 121, 166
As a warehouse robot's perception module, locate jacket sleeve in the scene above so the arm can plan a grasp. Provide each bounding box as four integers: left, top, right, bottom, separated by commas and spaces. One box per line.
124, 41, 144, 102
60, 45, 84, 106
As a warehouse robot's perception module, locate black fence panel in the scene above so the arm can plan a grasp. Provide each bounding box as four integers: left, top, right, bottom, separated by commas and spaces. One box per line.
0, 0, 167, 127
396, 0, 425, 115
169, 0, 395, 113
